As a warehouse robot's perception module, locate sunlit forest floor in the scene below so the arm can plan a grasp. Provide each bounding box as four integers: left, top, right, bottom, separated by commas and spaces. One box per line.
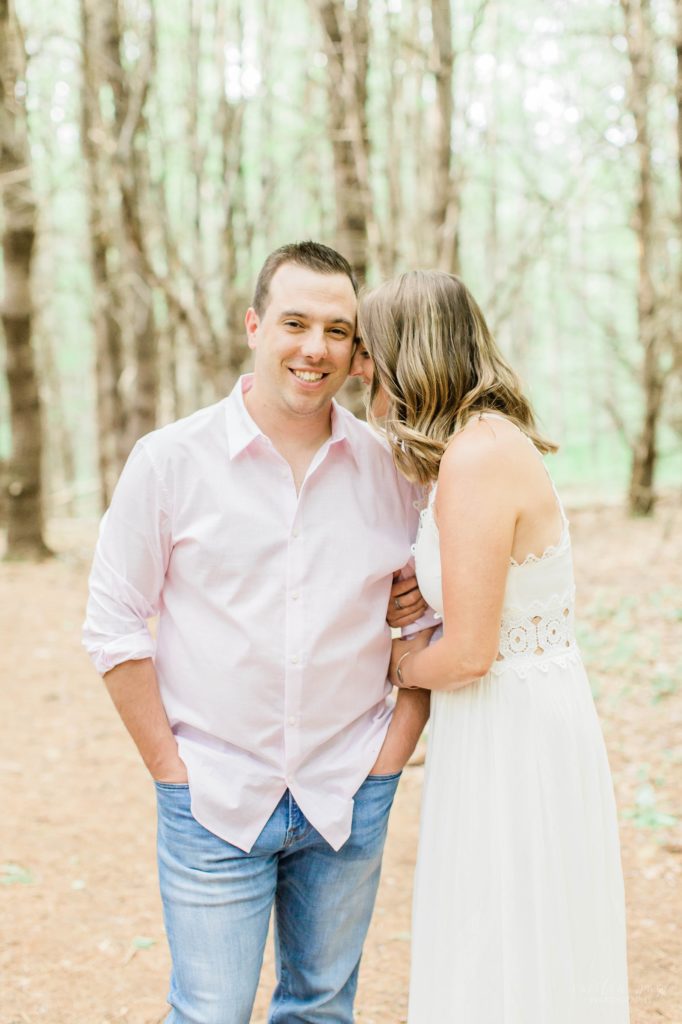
1, 499, 681, 1024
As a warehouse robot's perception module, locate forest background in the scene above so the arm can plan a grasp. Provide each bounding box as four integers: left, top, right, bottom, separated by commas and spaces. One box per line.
0, 2, 681, 1023
0, 0, 681, 546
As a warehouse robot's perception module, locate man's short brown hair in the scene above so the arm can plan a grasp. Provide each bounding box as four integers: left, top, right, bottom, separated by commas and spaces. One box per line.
252, 241, 358, 316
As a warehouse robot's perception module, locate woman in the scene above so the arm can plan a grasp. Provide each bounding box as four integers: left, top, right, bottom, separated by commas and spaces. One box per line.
357, 271, 629, 1023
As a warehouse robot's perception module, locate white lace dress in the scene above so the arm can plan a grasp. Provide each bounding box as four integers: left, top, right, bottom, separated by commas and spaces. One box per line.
409, 447, 630, 1023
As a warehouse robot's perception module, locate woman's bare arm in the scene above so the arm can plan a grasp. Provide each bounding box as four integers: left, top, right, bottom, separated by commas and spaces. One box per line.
390, 423, 519, 691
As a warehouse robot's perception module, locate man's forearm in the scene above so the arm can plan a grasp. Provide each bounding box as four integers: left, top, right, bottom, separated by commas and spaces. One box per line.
371, 687, 430, 774
390, 687, 431, 758
103, 658, 187, 782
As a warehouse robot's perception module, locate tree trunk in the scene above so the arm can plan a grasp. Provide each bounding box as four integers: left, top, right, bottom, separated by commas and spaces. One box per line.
80, 0, 128, 508
676, 0, 682, 224
628, 362, 663, 514
41, 330, 77, 516
621, 0, 664, 516
672, 0, 682, 420
214, 0, 250, 392
109, 1, 159, 451
315, 0, 378, 283
127, 261, 158, 445
383, 8, 402, 273
0, 0, 51, 559
486, 1, 500, 288
407, 1, 427, 266
430, 0, 460, 273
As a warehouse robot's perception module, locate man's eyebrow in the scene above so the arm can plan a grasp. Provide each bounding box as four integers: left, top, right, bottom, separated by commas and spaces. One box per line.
280, 310, 355, 329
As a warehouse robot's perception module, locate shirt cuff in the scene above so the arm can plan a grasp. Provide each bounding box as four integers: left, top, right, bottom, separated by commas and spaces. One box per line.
401, 606, 441, 638
86, 633, 156, 676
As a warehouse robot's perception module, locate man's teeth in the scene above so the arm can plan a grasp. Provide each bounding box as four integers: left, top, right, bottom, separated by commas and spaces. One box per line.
292, 370, 325, 382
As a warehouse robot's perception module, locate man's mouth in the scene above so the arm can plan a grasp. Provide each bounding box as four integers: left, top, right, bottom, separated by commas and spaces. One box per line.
289, 369, 328, 383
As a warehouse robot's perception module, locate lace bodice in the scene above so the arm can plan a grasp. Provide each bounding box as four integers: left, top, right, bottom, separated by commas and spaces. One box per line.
413, 422, 578, 678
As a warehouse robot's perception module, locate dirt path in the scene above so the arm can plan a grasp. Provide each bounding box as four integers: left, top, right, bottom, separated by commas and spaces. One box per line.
1, 502, 681, 1024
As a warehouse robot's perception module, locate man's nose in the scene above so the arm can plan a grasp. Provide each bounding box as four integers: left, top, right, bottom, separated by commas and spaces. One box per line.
300, 328, 328, 361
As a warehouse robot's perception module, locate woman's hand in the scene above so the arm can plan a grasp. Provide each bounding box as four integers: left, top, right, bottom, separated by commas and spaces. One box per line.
387, 572, 428, 628
389, 628, 435, 688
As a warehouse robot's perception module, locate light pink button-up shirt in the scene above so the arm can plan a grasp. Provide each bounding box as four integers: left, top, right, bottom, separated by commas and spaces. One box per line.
83, 375, 430, 852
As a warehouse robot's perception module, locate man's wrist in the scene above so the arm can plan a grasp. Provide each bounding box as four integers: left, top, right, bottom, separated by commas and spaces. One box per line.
151, 767, 188, 783
371, 687, 429, 774
148, 750, 187, 783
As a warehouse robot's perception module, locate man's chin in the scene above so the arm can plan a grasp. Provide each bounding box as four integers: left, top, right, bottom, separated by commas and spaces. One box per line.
284, 392, 334, 418
284, 378, 344, 414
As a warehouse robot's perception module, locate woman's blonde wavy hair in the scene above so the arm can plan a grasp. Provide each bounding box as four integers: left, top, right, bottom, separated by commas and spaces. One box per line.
358, 270, 557, 485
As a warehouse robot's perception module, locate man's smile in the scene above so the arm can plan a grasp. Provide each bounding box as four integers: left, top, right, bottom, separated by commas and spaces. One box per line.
289, 368, 330, 384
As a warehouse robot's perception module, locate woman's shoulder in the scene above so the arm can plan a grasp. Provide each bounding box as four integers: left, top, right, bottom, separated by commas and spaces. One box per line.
439, 414, 530, 480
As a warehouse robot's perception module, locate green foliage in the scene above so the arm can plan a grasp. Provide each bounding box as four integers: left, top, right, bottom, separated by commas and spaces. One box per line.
650, 672, 679, 704
1, 863, 35, 885
622, 765, 678, 830
2, 0, 680, 512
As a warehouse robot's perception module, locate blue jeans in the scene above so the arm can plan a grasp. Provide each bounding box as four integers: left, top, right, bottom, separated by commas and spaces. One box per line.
155, 772, 401, 1024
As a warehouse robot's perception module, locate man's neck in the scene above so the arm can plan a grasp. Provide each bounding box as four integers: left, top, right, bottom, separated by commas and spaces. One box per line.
244, 383, 333, 458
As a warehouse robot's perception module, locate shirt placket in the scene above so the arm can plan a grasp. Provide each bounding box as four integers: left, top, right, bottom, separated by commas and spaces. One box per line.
283, 476, 306, 781
281, 442, 335, 782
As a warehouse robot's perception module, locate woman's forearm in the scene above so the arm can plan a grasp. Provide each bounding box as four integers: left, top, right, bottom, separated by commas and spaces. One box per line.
399, 634, 494, 692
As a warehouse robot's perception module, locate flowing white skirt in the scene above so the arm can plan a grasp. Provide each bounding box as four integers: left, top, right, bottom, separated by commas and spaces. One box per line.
408, 657, 630, 1024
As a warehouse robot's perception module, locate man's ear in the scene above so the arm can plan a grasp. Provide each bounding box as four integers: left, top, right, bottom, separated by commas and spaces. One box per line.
245, 307, 259, 350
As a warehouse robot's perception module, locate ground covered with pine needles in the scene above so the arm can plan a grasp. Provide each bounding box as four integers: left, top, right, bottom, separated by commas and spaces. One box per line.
1, 500, 680, 1023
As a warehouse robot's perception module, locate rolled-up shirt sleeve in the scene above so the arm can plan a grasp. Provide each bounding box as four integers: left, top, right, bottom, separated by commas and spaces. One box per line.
83, 440, 172, 676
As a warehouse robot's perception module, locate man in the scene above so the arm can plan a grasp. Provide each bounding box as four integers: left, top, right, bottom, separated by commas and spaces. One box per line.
83, 241, 432, 1024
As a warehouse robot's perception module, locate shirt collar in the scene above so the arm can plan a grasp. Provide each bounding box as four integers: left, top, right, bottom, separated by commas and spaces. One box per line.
224, 375, 262, 460
224, 374, 358, 465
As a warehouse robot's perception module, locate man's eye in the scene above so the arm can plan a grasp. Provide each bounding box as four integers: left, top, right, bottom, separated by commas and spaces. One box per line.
329, 328, 349, 338
284, 320, 303, 329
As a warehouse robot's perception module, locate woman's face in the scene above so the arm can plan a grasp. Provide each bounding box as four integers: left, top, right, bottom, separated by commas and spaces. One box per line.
349, 339, 374, 387
349, 341, 389, 417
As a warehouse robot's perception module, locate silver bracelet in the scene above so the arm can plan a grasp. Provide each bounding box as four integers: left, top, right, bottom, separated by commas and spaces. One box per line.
396, 650, 416, 688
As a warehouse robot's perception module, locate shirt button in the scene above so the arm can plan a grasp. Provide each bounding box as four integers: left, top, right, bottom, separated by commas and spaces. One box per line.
291, 590, 299, 600
291, 655, 298, 664
292, 528, 299, 538
288, 715, 297, 726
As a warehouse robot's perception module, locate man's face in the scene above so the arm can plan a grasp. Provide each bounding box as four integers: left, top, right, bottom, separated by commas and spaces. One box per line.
245, 263, 357, 420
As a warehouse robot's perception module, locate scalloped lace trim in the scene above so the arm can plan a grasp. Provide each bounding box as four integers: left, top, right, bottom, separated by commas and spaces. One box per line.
489, 647, 581, 679
417, 502, 571, 570
503, 589, 575, 619
509, 518, 570, 568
